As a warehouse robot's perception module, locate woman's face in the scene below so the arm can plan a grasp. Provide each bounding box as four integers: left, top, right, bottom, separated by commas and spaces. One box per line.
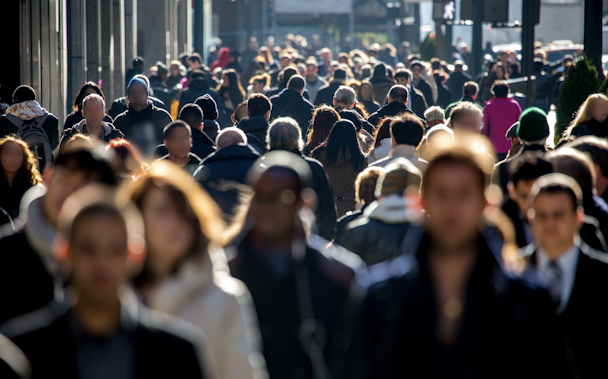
360, 84, 372, 100
592, 100, 608, 122
0, 143, 24, 174
141, 187, 195, 265
222, 75, 231, 87
495, 67, 504, 79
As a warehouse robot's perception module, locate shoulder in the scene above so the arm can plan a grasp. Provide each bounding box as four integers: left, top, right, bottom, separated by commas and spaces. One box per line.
0, 301, 67, 341
580, 243, 608, 266
137, 306, 204, 349
354, 254, 418, 297
152, 106, 173, 119
307, 234, 365, 277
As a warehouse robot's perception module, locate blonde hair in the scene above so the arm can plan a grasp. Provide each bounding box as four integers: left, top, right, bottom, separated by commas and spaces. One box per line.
565, 93, 608, 137
0, 136, 43, 185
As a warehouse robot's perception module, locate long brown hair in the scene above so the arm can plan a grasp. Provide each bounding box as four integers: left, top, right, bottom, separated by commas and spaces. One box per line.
367, 117, 393, 158
127, 161, 226, 286
72, 82, 105, 112
0, 136, 43, 185
305, 105, 340, 155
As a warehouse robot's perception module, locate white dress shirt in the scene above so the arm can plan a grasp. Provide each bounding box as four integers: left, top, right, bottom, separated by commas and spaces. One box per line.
537, 244, 580, 314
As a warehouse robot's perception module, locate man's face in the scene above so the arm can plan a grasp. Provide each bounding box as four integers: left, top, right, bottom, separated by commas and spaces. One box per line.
127, 85, 148, 109
165, 127, 192, 160
452, 113, 482, 135
411, 66, 422, 80
306, 64, 317, 77
82, 100, 105, 126
508, 179, 535, 215
69, 214, 128, 305
252, 170, 300, 242
395, 76, 409, 86
252, 81, 265, 94
422, 163, 486, 250
280, 57, 290, 69
529, 192, 581, 252
321, 52, 331, 62
45, 167, 97, 228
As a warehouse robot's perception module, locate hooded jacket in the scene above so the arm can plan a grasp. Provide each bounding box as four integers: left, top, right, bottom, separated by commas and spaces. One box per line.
0, 101, 60, 151
270, 89, 315, 136
194, 143, 260, 218
314, 147, 368, 217
147, 251, 268, 379
60, 119, 124, 149
179, 78, 225, 120
108, 96, 167, 119
236, 116, 269, 154
112, 102, 173, 157
336, 194, 411, 266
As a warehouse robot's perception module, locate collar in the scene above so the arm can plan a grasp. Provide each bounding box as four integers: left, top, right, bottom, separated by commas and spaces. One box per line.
536, 244, 579, 274
389, 144, 417, 158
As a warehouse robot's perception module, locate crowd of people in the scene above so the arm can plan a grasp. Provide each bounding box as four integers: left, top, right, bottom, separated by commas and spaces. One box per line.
0, 34, 607, 378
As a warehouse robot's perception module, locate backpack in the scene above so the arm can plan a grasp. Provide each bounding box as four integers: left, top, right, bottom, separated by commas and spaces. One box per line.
17, 115, 53, 170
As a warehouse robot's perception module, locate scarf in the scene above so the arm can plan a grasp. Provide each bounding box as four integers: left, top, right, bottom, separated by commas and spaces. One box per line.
5, 100, 47, 120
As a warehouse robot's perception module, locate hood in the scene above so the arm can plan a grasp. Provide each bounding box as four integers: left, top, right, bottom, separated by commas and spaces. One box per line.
213, 48, 230, 69
202, 119, 220, 129
364, 194, 410, 224
5, 100, 48, 121
202, 143, 260, 164
237, 115, 268, 133
74, 119, 115, 136
189, 78, 210, 91
192, 127, 216, 146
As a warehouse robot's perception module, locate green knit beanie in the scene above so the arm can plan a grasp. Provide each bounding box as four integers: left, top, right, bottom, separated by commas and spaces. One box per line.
517, 107, 549, 144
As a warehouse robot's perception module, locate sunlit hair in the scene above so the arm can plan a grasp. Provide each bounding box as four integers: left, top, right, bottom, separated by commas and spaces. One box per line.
249, 73, 270, 87
565, 93, 608, 137
367, 117, 393, 159
106, 139, 147, 178
0, 136, 43, 185
446, 101, 483, 129
126, 161, 226, 286
355, 167, 384, 205
305, 105, 340, 155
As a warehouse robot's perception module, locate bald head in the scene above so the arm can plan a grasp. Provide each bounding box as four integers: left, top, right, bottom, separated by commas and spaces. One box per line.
216, 127, 248, 149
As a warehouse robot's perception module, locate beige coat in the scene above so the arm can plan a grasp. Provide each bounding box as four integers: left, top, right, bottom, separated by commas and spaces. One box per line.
148, 250, 268, 379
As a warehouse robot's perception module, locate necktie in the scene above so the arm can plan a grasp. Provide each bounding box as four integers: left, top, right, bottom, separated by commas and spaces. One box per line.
547, 261, 563, 310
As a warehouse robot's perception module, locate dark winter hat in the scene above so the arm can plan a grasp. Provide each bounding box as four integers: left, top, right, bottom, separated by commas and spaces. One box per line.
127, 77, 149, 92
376, 158, 422, 198
373, 63, 387, 77
517, 107, 549, 144
506, 121, 519, 139
155, 61, 168, 76
195, 94, 219, 121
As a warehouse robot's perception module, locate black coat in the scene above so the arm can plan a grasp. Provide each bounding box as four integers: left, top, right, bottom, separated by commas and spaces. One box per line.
236, 116, 269, 154
413, 78, 434, 107
0, 171, 33, 223
314, 81, 344, 107
152, 153, 203, 176
2, 300, 205, 378
112, 103, 173, 157
409, 87, 429, 120
152, 127, 216, 161
0, 228, 55, 325
494, 144, 548, 192
570, 118, 608, 139
359, 99, 380, 116
202, 119, 220, 143
304, 156, 337, 241
270, 89, 315, 136
447, 71, 472, 102
193, 144, 260, 218
337, 232, 571, 379
369, 76, 394, 107
334, 208, 365, 242
520, 243, 608, 378
434, 74, 453, 109
228, 231, 358, 379
108, 96, 167, 119
335, 203, 411, 266
367, 101, 425, 131
63, 111, 113, 131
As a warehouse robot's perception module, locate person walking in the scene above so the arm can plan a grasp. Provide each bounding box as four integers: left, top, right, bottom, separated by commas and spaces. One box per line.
63, 82, 113, 131
367, 85, 424, 130
304, 105, 340, 157
113, 77, 173, 157
236, 94, 272, 154
370, 115, 427, 172
269, 75, 315, 136
357, 80, 381, 116
482, 80, 522, 162
313, 119, 368, 217
565, 94, 608, 139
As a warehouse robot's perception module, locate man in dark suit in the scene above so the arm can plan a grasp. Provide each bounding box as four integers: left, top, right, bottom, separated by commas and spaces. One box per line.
0, 187, 207, 378
337, 146, 570, 379
521, 173, 608, 378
